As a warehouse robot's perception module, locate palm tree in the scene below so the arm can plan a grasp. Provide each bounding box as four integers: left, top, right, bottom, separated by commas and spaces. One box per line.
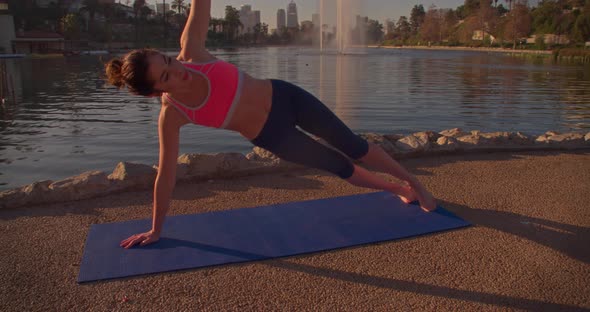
81, 0, 100, 32
133, 0, 146, 45
162, 0, 168, 47
171, 0, 187, 15
224, 5, 242, 43
101, 2, 116, 43
209, 17, 223, 33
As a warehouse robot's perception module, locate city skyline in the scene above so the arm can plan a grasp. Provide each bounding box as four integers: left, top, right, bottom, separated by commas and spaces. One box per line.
146, 0, 473, 30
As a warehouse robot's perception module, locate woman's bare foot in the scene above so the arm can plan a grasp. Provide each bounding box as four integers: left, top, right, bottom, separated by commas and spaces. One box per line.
412, 185, 437, 212
398, 185, 417, 204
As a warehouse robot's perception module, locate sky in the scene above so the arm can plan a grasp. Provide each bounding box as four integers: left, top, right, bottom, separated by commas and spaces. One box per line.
147, 0, 516, 30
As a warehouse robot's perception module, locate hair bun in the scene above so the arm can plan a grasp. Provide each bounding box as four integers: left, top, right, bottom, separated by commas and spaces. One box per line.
105, 58, 125, 88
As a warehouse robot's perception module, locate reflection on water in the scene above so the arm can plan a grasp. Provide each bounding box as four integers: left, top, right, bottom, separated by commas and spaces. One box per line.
0, 47, 589, 190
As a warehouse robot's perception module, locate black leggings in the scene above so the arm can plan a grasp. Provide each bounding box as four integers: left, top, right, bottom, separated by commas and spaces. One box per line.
250, 79, 369, 179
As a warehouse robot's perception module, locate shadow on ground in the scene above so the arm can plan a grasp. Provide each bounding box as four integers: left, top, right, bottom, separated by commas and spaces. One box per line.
93, 232, 587, 311
443, 200, 590, 264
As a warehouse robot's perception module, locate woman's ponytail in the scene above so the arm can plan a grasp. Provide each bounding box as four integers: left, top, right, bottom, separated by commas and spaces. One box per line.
105, 58, 125, 89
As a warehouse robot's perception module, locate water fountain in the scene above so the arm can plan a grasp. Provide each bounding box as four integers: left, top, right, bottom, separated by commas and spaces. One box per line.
316, 0, 368, 127
315, 0, 363, 128
318, 0, 366, 54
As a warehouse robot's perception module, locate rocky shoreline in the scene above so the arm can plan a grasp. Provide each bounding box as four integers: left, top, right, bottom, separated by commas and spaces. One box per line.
1, 128, 588, 210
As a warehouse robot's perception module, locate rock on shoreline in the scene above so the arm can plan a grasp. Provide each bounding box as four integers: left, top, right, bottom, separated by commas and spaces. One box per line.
1, 129, 589, 210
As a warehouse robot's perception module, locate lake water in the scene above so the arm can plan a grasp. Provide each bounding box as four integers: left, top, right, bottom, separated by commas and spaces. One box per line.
1, 47, 589, 190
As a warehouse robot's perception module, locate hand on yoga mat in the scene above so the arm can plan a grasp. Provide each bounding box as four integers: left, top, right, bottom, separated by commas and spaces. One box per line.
120, 230, 160, 249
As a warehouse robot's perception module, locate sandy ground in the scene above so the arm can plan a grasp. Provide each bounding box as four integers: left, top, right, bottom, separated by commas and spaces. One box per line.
0, 150, 589, 311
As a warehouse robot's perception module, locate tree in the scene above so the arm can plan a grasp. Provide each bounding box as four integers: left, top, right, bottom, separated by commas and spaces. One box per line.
395, 16, 412, 42
133, 0, 146, 45
224, 5, 242, 43
60, 13, 81, 40
366, 19, 384, 44
101, 2, 116, 43
386, 18, 395, 34
278, 26, 292, 44
420, 6, 457, 44
552, 6, 577, 37
252, 23, 269, 44
209, 17, 223, 33
464, 0, 481, 16
444, 9, 460, 33
140, 6, 152, 20
456, 5, 467, 19
81, 0, 101, 32
207, 17, 225, 45
260, 23, 269, 42
385, 19, 396, 39
420, 5, 444, 43
532, 0, 560, 34
504, 0, 531, 48
46, 1, 64, 31
571, 0, 590, 42
443, 9, 460, 43
410, 4, 426, 35
474, 0, 498, 45
497, 4, 509, 15
171, 0, 187, 15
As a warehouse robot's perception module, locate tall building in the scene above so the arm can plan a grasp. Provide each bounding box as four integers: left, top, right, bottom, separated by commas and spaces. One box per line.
252, 10, 261, 26
0, 0, 16, 54
287, 0, 298, 29
356, 15, 368, 29
154, 1, 170, 15
239, 5, 252, 34
301, 20, 313, 31
312, 13, 320, 28
239, 4, 262, 34
277, 9, 286, 29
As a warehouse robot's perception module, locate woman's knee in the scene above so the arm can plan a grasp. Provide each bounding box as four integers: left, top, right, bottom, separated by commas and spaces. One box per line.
345, 137, 370, 160
358, 141, 379, 161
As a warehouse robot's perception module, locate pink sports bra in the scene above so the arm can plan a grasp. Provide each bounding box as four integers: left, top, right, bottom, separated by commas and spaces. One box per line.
162, 59, 244, 129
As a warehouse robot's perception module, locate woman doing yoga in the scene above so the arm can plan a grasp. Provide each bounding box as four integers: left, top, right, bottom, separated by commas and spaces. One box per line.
106, 0, 437, 249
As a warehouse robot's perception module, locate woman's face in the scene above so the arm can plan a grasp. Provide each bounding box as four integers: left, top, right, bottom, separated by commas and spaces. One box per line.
147, 53, 192, 94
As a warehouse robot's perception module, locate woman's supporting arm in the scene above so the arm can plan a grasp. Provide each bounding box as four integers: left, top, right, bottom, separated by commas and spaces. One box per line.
151, 108, 181, 235
179, 0, 212, 60
119, 108, 180, 248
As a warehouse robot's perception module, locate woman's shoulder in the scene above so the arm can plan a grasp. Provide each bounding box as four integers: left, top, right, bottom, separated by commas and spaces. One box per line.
176, 49, 216, 64
159, 98, 190, 128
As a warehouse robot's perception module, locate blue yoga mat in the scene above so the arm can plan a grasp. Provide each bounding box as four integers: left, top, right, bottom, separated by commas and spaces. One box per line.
78, 192, 470, 283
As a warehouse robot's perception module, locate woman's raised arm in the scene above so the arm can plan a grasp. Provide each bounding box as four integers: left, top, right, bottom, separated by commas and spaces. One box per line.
178, 0, 212, 61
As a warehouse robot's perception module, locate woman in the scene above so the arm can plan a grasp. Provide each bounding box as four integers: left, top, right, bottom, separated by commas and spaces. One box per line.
108, 0, 436, 249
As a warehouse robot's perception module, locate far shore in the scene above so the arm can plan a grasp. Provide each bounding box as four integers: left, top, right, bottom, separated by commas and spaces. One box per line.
369, 45, 553, 55
5, 44, 557, 59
